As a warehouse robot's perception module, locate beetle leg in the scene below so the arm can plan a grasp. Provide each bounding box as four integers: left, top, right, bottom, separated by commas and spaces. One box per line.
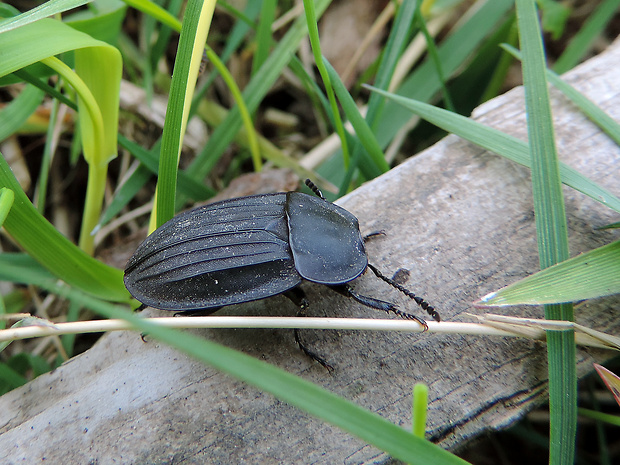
284, 289, 334, 372
293, 329, 334, 372
284, 288, 309, 309
367, 263, 441, 323
333, 285, 429, 331
172, 307, 222, 317
362, 231, 386, 242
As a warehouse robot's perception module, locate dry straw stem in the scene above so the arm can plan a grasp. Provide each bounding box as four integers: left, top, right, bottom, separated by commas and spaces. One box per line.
0, 314, 618, 351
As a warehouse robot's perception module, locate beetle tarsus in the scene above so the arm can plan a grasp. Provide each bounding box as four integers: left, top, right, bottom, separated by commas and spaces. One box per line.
367, 263, 440, 322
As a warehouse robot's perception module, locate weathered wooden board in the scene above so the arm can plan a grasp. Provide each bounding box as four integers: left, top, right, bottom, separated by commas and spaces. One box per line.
1, 39, 619, 464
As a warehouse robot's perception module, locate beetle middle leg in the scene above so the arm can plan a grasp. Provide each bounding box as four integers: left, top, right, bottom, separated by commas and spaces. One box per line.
284, 288, 334, 372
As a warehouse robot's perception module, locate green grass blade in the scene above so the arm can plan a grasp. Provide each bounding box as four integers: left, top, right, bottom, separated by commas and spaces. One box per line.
503, 44, 620, 147
553, 0, 620, 74
365, 86, 620, 213
302, 0, 350, 169
0, 0, 90, 34
374, 0, 515, 148
184, 0, 331, 191
516, 2, 575, 464
205, 46, 262, 172
415, 3, 454, 112
252, 0, 276, 75
64, 0, 127, 46
0, 84, 45, 142
154, 0, 216, 228
365, 0, 418, 128
412, 383, 429, 439
578, 408, 620, 427
0, 187, 14, 227
0, 154, 128, 302
480, 240, 620, 305
0, 19, 122, 255
323, 58, 389, 177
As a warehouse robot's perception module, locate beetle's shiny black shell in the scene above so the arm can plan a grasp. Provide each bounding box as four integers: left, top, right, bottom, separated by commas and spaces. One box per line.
124, 192, 367, 311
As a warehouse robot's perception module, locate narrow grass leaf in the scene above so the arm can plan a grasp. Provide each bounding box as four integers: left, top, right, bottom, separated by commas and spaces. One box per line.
365, 0, 417, 129
0, 84, 45, 142
0, 0, 90, 34
22, 275, 469, 465
365, 86, 620, 213
323, 58, 389, 176
374, 0, 515, 148
303, 0, 350, 169
154, 0, 216, 228
503, 44, 620, 147
553, 0, 620, 74
184, 0, 331, 192
252, 0, 276, 75
480, 240, 620, 305
516, 2, 575, 464
0, 155, 128, 302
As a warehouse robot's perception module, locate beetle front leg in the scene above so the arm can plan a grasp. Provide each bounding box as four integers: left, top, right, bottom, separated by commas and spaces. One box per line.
332, 285, 429, 331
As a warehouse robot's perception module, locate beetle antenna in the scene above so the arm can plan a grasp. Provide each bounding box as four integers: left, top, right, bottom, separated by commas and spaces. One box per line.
304, 179, 326, 201
367, 263, 441, 322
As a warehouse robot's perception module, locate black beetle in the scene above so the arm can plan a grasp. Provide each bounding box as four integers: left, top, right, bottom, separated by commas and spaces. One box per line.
124, 180, 439, 368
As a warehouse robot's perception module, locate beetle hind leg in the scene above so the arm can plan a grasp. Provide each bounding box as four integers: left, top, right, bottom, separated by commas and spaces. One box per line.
293, 328, 334, 372
284, 289, 334, 372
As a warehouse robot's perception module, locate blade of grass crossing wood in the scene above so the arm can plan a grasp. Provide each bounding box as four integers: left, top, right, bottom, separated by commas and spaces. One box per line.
480, 240, 620, 305
516, 2, 576, 464
30, 280, 467, 465
503, 44, 620, 147
364, 87, 620, 213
